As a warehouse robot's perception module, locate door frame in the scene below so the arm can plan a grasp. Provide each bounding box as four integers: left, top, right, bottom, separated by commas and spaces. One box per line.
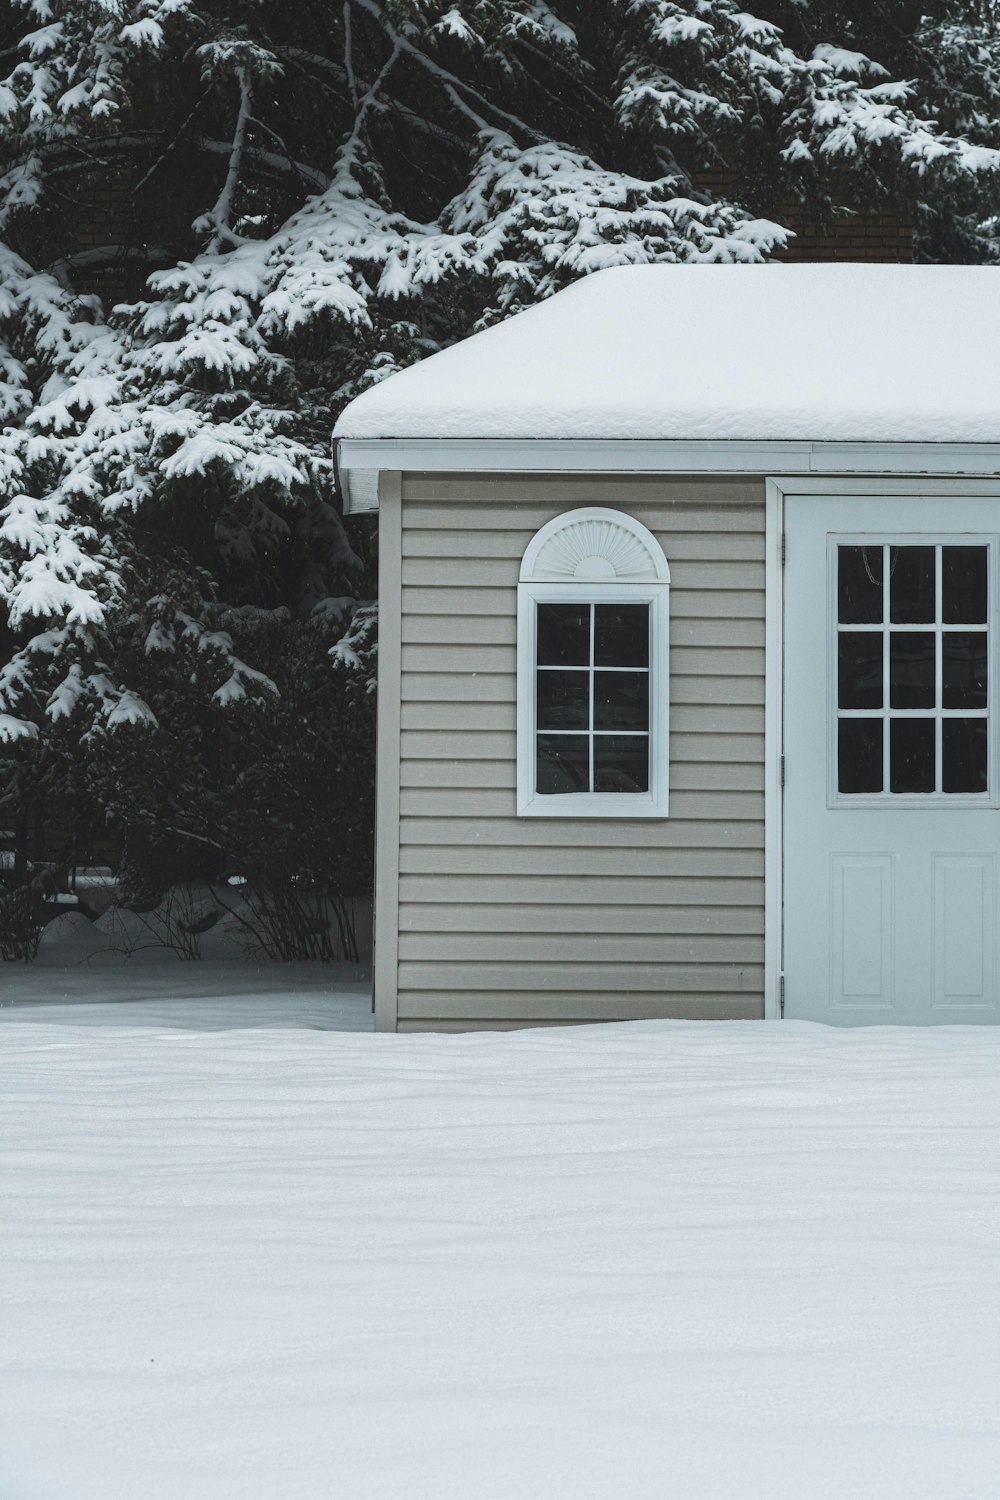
764, 475, 1000, 1022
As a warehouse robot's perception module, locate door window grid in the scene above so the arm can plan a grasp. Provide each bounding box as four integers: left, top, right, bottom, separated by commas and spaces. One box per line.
836, 542, 989, 796
536, 602, 650, 794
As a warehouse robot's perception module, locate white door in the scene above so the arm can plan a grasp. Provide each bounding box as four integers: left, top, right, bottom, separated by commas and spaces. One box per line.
783, 494, 1000, 1024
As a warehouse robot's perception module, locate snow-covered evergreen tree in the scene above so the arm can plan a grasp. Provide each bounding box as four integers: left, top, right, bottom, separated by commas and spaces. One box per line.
0, 0, 998, 895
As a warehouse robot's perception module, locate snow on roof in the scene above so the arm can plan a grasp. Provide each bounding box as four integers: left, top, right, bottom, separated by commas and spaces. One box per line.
334, 263, 1000, 445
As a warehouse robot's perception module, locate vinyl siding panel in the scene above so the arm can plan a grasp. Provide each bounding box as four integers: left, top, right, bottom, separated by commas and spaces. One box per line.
387, 472, 767, 1031
398, 847, 763, 877
399, 789, 761, 819
398, 875, 763, 906
400, 756, 763, 790
400, 730, 764, 762
400, 903, 763, 934
397, 1001, 762, 1030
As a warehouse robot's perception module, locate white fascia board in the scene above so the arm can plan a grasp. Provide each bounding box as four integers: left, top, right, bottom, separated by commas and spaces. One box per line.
336, 438, 1000, 509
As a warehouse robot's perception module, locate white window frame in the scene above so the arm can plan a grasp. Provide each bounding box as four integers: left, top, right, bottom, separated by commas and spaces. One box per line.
516, 508, 670, 819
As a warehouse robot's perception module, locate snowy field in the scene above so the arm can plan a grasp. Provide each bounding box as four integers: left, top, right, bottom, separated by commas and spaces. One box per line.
2, 996, 1000, 1500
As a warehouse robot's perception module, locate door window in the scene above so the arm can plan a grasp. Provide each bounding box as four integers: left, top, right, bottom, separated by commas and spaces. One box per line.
836, 543, 989, 797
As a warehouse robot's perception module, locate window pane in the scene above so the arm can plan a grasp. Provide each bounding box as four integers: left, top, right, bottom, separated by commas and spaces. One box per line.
943, 719, 988, 794
594, 671, 648, 731
593, 735, 649, 793
889, 631, 935, 709
537, 604, 589, 666
594, 605, 649, 667
889, 546, 935, 624
839, 632, 882, 709
537, 734, 589, 793
839, 718, 882, 794
537, 670, 588, 731
838, 546, 884, 624
943, 547, 987, 625
942, 631, 987, 710
890, 718, 935, 793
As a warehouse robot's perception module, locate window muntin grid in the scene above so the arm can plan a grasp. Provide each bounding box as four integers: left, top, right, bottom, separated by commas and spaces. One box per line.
835, 543, 989, 797
535, 602, 650, 794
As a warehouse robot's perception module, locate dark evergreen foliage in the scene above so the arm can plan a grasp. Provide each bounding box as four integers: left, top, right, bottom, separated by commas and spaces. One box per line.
0, 0, 997, 911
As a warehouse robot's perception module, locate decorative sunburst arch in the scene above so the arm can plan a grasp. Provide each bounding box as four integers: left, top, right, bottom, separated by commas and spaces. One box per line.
519, 507, 670, 584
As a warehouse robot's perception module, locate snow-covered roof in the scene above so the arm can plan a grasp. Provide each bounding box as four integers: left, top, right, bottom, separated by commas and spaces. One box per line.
334, 264, 1000, 444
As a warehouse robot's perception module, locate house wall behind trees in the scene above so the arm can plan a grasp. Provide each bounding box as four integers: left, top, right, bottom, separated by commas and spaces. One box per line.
385, 473, 766, 1032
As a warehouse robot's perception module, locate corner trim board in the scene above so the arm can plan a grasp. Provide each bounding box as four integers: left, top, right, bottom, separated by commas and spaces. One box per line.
373, 472, 402, 1031
763, 479, 784, 1021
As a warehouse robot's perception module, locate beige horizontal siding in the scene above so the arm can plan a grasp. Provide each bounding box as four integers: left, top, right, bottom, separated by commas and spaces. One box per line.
401, 582, 761, 612
390, 472, 766, 1029
402, 642, 764, 672
404, 559, 762, 591
399, 789, 761, 820
397, 1000, 761, 1030
401, 756, 763, 791
398, 847, 763, 877
401, 674, 763, 707
399, 934, 761, 963
400, 473, 764, 509
400, 903, 763, 934
396, 1019, 582, 1032
403, 613, 762, 650
403, 529, 765, 561
400, 702, 761, 733
396, 988, 764, 1025
400, 730, 764, 764
398, 962, 763, 993
399, 815, 763, 846
398, 875, 762, 905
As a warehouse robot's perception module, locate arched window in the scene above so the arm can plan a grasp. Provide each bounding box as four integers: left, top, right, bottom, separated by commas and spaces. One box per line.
517, 507, 671, 818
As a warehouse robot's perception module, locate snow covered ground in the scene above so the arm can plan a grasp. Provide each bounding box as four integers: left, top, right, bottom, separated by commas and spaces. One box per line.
2, 1001, 999, 1499
1, 958, 373, 1030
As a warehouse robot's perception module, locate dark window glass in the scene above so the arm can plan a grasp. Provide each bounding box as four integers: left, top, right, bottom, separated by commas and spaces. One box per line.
839, 719, 882, 794
838, 546, 884, 624
889, 632, 936, 709
594, 605, 649, 667
943, 719, 988, 794
943, 547, 987, 625
535, 600, 655, 796
536, 734, 589, 793
594, 735, 649, 792
838, 632, 882, 709
536, 670, 588, 730
537, 604, 589, 666
890, 718, 935, 793
594, 671, 648, 731
889, 547, 935, 624
942, 632, 988, 710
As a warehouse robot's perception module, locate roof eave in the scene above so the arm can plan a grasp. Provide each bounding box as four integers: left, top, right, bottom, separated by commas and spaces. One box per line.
334, 437, 1000, 514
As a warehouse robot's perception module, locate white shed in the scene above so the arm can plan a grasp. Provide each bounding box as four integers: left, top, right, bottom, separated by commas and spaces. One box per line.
335, 263, 1000, 1029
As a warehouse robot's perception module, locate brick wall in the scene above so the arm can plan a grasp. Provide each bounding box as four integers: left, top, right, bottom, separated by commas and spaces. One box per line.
694, 170, 913, 263
775, 206, 913, 263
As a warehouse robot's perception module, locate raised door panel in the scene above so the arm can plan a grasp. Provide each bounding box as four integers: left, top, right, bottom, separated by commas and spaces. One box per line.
932, 855, 997, 1011
830, 854, 894, 1009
